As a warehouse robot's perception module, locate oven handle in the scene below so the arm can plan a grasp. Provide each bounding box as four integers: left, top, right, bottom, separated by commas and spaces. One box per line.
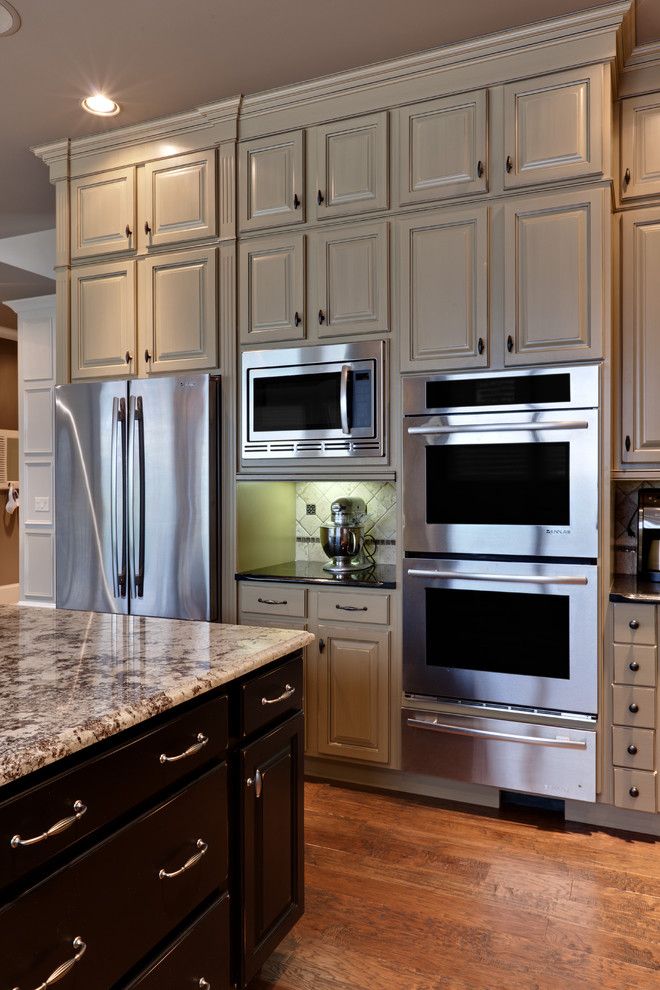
407, 420, 589, 435
340, 364, 350, 435
406, 716, 588, 749
407, 569, 589, 586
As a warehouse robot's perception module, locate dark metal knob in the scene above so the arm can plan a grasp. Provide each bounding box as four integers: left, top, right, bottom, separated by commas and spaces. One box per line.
624, 167, 631, 186
477, 160, 484, 178
629, 661, 640, 671
628, 744, 638, 755
293, 193, 301, 209
144, 220, 152, 236
477, 337, 485, 355
317, 190, 325, 206
318, 309, 326, 325
625, 435, 631, 452
125, 224, 132, 238
629, 786, 640, 798
319, 638, 325, 653
294, 312, 302, 327
507, 334, 514, 353
629, 703, 639, 713
629, 619, 640, 630
125, 351, 132, 365
144, 349, 152, 363
506, 155, 513, 174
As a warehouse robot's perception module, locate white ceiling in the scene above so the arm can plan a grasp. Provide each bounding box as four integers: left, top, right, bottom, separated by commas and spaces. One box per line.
0, 0, 658, 254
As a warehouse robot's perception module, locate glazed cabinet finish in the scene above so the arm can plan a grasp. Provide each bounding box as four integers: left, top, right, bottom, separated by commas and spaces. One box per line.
503, 187, 604, 365
502, 65, 603, 188
393, 89, 488, 206
239, 130, 305, 231
312, 112, 389, 220
239, 231, 305, 345
621, 95, 660, 201
398, 205, 488, 371
141, 149, 218, 248
71, 259, 137, 379
70, 166, 136, 260
621, 208, 660, 463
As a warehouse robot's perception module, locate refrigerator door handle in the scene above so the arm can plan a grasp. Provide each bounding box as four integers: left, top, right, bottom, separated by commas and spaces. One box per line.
110, 397, 127, 598
129, 395, 146, 598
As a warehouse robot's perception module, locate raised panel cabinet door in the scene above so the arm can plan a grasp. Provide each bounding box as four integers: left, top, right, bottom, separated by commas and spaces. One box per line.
394, 90, 488, 206
239, 232, 305, 344
71, 260, 136, 379
503, 188, 604, 365
621, 96, 660, 200
397, 205, 488, 371
314, 112, 388, 219
241, 712, 304, 987
621, 209, 660, 463
70, 167, 136, 259
239, 130, 304, 232
311, 220, 389, 337
316, 624, 390, 764
502, 65, 603, 188
140, 247, 217, 373
142, 149, 217, 248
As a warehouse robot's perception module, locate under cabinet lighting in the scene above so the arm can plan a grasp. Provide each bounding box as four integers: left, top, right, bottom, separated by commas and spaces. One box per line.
82, 94, 120, 117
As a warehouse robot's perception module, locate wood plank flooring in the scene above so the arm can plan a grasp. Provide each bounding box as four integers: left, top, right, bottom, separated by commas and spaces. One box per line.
251, 781, 660, 990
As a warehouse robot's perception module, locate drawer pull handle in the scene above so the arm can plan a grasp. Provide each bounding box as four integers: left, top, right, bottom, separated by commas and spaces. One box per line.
629, 703, 639, 713
257, 597, 287, 606
629, 619, 640, 630
159, 733, 208, 764
629, 786, 640, 798
10, 800, 87, 849
247, 768, 263, 799
159, 838, 208, 880
11, 935, 87, 989
262, 684, 295, 706
629, 661, 640, 672
336, 604, 368, 612
628, 744, 638, 755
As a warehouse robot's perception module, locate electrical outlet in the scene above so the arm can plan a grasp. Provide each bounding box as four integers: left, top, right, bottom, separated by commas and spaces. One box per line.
306, 503, 316, 516
34, 496, 49, 513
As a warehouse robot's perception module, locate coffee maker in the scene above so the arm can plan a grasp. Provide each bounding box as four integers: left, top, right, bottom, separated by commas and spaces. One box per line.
638, 489, 660, 582
320, 497, 375, 574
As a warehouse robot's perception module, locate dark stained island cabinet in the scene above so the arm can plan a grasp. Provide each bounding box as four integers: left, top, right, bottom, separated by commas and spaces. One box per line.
0, 649, 305, 990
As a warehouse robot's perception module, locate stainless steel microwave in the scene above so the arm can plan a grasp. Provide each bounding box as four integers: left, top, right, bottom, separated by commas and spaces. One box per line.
241, 341, 386, 459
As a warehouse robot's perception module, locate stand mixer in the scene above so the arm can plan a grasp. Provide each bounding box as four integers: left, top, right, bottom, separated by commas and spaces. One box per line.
320, 497, 375, 574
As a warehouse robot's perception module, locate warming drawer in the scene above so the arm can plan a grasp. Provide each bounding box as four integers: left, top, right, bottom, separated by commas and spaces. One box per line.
402, 709, 596, 802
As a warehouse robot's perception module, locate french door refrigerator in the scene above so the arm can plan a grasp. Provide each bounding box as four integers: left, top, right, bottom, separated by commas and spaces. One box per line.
55, 374, 221, 620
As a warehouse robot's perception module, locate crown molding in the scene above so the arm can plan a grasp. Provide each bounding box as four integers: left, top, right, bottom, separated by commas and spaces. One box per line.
4, 294, 56, 316
241, 1, 631, 122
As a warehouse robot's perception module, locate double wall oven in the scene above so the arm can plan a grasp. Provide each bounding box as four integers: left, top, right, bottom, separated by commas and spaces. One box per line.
402, 365, 600, 802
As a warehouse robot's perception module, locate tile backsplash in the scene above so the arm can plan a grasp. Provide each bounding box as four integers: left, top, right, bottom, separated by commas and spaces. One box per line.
295, 481, 397, 564
613, 480, 659, 574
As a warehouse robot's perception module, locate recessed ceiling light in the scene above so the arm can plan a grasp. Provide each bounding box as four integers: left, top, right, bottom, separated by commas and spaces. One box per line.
0, 1, 21, 37
82, 94, 120, 117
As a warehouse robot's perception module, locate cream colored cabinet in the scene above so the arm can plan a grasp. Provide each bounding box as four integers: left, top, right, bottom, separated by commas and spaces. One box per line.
621, 208, 660, 463
502, 66, 603, 188
70, 167, 136, 260
139, 247, 217, 374
621, 95, 660, 201
312, 112, 388, 220
503, 187, 604, 365
393, 90, 488, 206
397, 204, 488, 371
315, 623, 390, 764
141, 149, 217, 248
71, 260, 136, 379
239, 131, 304, 232
239, 232, 305, 345
309, 221, 389, 338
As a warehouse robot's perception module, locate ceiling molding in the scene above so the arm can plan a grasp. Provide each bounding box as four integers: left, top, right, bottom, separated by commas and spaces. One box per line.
4, 293, 56, 316
0, 325, 17, 341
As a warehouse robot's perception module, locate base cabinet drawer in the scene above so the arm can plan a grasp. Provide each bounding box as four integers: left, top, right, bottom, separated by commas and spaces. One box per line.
613, 643, 657, 687
241, 653, 304, 738
614, 767, 657, 813
317, 590, 389, 625
613, 603, 657, 645
239, 583, 306, 618
612, 684, 656, 728
127, 894, 230, 989
612, 726, 655, 771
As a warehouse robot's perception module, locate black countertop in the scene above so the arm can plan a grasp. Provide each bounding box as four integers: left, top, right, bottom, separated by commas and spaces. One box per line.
235, 560, 397, 589
610, 574, 660, 604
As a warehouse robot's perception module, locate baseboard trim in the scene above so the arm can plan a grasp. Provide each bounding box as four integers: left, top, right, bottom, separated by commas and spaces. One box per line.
17, 599, 56, 609
0, 584, 19, 604
566, 798, 660, 837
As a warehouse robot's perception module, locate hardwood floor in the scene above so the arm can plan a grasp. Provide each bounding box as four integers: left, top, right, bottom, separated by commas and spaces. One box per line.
251, 781, 660, 990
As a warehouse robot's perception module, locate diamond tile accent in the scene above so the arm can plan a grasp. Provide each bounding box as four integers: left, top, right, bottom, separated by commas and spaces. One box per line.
294, 480, 397, 564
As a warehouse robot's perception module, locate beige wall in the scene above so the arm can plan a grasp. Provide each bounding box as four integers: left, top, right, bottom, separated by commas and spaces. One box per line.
0, 338, 19, 586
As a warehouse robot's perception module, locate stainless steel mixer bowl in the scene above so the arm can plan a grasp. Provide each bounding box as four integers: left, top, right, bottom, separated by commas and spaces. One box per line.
319, 524, 372, 572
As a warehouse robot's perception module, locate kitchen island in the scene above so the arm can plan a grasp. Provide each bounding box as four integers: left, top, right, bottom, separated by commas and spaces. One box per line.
0, 605, 313, 989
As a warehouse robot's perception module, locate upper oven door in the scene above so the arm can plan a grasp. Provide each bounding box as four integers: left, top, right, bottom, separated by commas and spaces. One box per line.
403, 408, 598, 559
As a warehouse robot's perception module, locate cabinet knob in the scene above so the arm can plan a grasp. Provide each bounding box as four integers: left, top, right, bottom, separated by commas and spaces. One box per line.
294, 311, 302, 327
506, 334, 514, 353
629, 703, 639, 713
199, 980, 211, 990
144, 220, 152, 236
629, 786, 640, 798
144, 349, 152, 363
629, 619, 640, 630
628, 744, 638, 755
317, 189, 325, 206
625, 435, 631, 452
293, 193, 301, 210
477, 337, 485, 355
318, 309, 326, 325
505, 155, 513, 174
319, 638, 325, 653
477, 160, 484, 178
624, 167, 631, 186
125, 351, 133, 365
247, 768, 263, 798
125, 224, 132, 239
629, 660, 640, 671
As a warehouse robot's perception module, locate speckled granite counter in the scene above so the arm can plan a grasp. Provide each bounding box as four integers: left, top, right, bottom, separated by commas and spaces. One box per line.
0, 605, 314, 788
610, 575, 660, 603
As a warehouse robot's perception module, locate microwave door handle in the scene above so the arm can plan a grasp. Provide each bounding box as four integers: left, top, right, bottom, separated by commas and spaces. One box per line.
407, 420, 589, 436
407, 569, 589, 586
340, 364, 350, 435
406, 717, 588, 750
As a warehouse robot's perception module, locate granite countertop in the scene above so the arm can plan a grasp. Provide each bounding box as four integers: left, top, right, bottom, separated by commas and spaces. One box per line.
0, 605, 314, 788
235, 560, 397, 589
610, 574, 660, 603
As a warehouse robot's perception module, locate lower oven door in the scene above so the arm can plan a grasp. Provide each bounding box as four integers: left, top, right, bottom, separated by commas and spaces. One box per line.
403, 558, 598, 715
401, 709, 596, 801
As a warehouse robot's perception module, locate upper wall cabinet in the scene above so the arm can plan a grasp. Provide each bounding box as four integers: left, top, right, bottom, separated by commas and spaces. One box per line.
312, 112, 388, 220
239, 131, 304, 232
393, 90, 488, 206
503, 187, 604, 365
239, 231, 305, 345
71, 260, 136, 379
502, 66, 603, 189
140, 150, 217, 249
70, 167, 136, 260
621, 95, 660, 201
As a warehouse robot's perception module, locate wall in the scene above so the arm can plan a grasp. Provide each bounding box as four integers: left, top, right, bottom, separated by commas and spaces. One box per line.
236, 482, 297, 572
295, 481, 397, 564
0, 338, 19, 586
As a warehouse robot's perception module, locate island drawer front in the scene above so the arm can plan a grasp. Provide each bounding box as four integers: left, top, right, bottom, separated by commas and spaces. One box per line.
613, 643, 657, 687
240, 584, 307, 617
0, 693, 228, 892
613, 603, 657, 645
127, 894, 230, 990
1, 764, 228, 990
317, 591, 389, 624
613, 767, 657, 813
612, 726, 655, 771
612, 684, 656, 729
242, 653, 304, 738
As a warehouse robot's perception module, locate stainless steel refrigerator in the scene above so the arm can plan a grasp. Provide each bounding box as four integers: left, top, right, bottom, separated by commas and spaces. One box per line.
55, 374, 221, 620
